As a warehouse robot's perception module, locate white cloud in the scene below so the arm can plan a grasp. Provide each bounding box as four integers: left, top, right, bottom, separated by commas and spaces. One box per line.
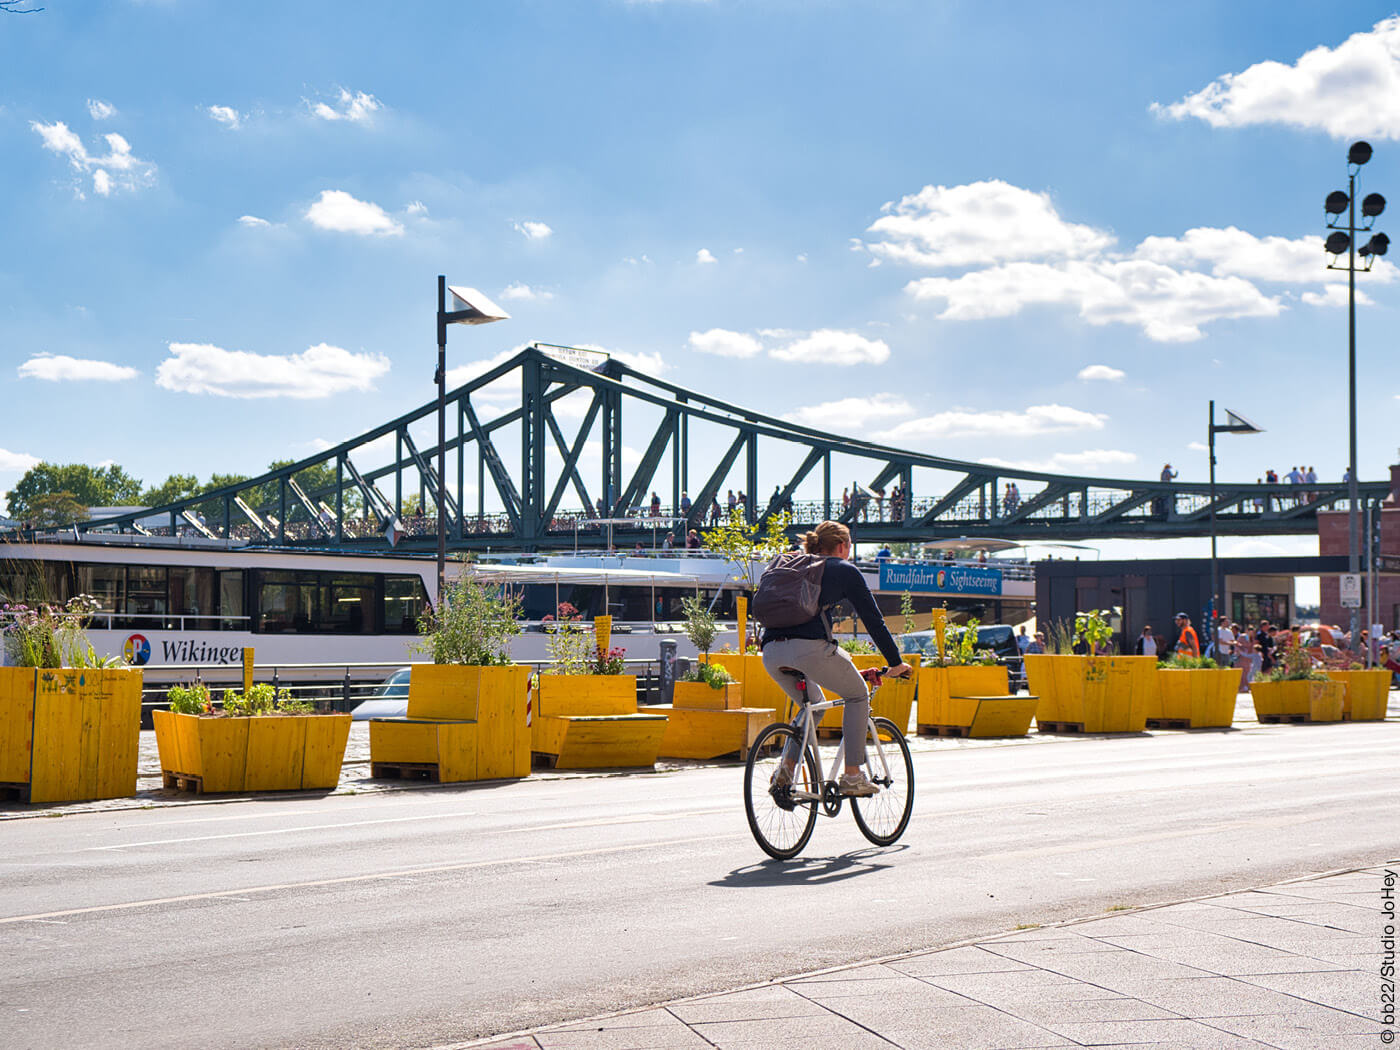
696, 248, 717, 264
0, 448, 40, 474
1077, 364, 1125, 381
155, 342, 390, 399
307, 88, 383, 123
405, 200, 427, 216
980, 449, 1138, 474
18, 354, 139, 382
687, 328, 762, 358
515, 220, 552, 240
446, 347, 529, 388
87, 99, 116, 121
1152, 17, 1400, 139
769, 329, 890, 366
1301, 284, 1374, 307
906, 257, 1282, 343
304, 190, 403, 236
867, 180, 1113, 269
208, 105, 242, 130
610, 348, 668, 374
880, 403, 1107, 443
796, 254, 808, 263
30, 120, 156, 197
500, 282, 552, 301
1135, 226, 1396, 284
783, 394, 915, 432
238, 215, 272, 228
1187, 441, 1209, 452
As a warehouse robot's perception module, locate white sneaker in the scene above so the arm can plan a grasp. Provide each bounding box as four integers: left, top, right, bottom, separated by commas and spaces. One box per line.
838, 772, 878, 797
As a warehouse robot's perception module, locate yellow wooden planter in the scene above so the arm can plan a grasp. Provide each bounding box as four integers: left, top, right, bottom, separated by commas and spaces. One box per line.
672, 681, 743, 710
153, 711, 351, 793
703, 653, 787, 720
1151, 668, 1240, 729
650, 704, 771, 761
1325, 669, 1390, 721
1249, 679, 1346, 723
0, 667, 142, 803
811, 653, 921, 734
1024, 654, 1155, 733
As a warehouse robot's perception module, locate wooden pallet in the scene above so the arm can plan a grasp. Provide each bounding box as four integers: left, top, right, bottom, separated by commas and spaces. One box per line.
162, 770, 205, 794
371, 761, 442, 781
1145, 718, 1191, 730
1257, 713, 1333, 725
1036, 720, 1086, 734
0, 781, 31, 802
917, 724, 971, 738
532, 751, 561, 769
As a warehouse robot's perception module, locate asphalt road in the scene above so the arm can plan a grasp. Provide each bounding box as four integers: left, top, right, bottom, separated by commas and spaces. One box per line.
1, 720, 1395, 1050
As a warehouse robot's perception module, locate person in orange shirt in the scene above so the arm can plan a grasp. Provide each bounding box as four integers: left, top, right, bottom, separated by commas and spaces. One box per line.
1173, 612, 1200, 658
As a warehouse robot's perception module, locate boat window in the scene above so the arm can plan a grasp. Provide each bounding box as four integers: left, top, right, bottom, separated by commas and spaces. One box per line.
256, 570, 321, 633
125, 566, 168, 626
384, 576, 426, 634
170, 567, 215, 623
323, 575, 376, 634
77, 564, 125, 616
218, 571, 244, 629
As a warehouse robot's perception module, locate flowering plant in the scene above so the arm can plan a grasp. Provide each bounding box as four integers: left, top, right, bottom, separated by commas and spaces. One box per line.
1, 594, 118, 669
593, 645, 628, 676
415, 570, 521, 666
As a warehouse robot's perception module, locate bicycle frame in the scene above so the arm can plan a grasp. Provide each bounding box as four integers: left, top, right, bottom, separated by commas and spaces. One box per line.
782, 685, 895, 805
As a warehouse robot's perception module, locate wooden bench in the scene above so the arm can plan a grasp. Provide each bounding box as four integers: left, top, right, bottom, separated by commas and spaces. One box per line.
532, 676, 665, 769
919, 694, 1039, 738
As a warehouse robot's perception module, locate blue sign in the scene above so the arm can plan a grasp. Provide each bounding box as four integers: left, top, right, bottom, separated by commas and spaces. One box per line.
879, 562, 1003, 596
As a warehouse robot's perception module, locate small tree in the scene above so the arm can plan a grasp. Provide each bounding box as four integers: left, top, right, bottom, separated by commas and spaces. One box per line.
899, 590, 917, 637
701, 509, 793, 594
680, 594, 732, 689
415, 572, 521, 666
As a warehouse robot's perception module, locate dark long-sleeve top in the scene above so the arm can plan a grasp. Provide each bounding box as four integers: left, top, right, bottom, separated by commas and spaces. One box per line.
759, 556, 902, 667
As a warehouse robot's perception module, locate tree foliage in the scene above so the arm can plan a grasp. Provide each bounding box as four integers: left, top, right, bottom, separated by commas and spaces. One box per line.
700, 510, 793, 593
6, 462, 143, 522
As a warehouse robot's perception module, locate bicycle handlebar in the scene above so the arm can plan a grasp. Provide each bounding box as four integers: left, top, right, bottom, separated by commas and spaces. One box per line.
860, 665, 911, 684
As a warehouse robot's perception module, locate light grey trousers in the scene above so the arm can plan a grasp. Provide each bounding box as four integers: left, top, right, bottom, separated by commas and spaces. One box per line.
761, 638, 869, 768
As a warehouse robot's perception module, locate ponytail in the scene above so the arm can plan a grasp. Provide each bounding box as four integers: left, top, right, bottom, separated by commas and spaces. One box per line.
803, 520, 850, 555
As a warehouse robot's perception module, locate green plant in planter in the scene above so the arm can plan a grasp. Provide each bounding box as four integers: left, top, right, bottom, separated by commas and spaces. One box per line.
1263, 634, 1327, 682
221, 682, 313, 716
1074, 609, 1116, 681
679, 594, 733, 689
544, 603, 595, 675
945, 617, 996, 666
415, 570, 522, 666
1159, 654, 1219, 670
1044, 619, 1077, 655
900, 590, 917, 636
840, 638, 877, 655
167, 682, 212, 714
1, 594, 120, 669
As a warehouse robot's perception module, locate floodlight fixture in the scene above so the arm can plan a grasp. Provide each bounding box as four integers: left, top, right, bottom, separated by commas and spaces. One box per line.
1325, 231, 1351, 255
1221, 408, 1263, 434
1326, 190, 1350, 215
1365, 232, 1390, 256
1349, 141, 1373, 167
445, 286, 511, 326
1362, 192, 1387, 218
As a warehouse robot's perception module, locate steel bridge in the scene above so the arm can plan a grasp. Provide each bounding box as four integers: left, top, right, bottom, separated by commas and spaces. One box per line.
59, 344, 1391, 551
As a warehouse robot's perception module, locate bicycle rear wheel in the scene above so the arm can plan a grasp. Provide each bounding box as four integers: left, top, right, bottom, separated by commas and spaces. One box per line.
744, 722, 820, 860
850, 716, 914, 846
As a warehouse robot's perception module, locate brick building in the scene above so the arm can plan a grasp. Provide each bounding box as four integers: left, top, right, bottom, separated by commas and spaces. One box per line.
1316, 463, 1400, 630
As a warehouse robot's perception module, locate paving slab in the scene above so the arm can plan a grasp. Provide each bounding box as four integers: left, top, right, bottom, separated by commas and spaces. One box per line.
463, 865, 1397, 1050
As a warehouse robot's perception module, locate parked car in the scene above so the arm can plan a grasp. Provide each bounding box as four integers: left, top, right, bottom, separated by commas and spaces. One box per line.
896, 625, 1026, 690
350, 667, 410, 720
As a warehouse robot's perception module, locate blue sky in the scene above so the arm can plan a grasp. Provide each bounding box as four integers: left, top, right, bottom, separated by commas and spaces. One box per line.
3, 0, 1399, 584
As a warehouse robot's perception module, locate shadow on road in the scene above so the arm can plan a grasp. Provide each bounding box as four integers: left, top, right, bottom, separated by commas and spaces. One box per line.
710, 845, 907, 888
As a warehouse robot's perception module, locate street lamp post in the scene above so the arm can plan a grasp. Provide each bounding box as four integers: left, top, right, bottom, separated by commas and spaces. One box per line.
1325, 141, 1388, 651
1208, 402, 1263, 634
434, 276, 510, 606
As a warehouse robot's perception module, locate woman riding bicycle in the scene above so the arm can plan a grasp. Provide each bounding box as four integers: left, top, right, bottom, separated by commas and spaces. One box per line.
760, 521, 911, 796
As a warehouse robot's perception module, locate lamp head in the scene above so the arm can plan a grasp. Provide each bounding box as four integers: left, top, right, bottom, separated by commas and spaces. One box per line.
1325, 231, 1351, 255
1349, 140, 1374, 166
1325, 190, 1350, 215
445, 286, 510, 325
1363, 192, 1387, 218
1366, 232, 1390, 257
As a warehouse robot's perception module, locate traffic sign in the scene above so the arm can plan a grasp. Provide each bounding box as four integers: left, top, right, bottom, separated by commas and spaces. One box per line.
1339, 573, 1363, 608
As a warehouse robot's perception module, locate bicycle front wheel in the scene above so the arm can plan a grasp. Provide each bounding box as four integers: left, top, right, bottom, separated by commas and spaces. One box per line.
851, 716, 914, 846
744, 722, 820, 860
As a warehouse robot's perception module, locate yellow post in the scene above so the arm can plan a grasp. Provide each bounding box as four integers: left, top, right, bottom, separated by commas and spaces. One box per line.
242, 647, 254, 695
931, 608, 948, 661
594, 615, 612, 656
736, 596, 748, 653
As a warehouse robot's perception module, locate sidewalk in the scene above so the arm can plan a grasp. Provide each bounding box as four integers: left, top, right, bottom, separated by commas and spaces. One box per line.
467, 865, 1394, 1050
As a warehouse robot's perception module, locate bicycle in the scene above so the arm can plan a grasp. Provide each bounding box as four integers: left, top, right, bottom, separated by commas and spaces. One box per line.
743, 665, 915, 859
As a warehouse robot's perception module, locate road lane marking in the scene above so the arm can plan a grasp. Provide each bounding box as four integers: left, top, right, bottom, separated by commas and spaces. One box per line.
2, 834, 736, 925
84, 811, 480, 850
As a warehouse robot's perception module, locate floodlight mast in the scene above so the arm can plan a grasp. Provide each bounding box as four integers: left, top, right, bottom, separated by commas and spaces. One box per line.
1325, 142, 1385, 654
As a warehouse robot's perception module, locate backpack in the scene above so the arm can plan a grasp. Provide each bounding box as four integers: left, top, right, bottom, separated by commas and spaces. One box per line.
751, 551, 828, 629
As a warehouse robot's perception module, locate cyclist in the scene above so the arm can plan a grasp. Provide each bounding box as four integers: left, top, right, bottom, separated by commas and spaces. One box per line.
760, 520, 911, 796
